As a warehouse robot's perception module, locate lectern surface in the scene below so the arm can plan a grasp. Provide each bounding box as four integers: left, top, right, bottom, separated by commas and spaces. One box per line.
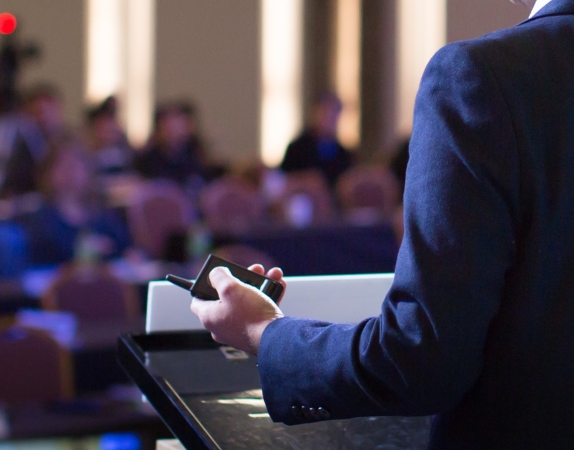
119, 331, 430, 449
183, 390, 429, 449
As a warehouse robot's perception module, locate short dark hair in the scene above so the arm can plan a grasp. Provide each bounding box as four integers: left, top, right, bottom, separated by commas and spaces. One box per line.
86, 96, 117, 123
314, 91, 342, 111
154, 100, 197, 125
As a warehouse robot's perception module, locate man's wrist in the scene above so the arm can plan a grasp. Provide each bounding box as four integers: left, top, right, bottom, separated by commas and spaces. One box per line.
248, 316, 281, 356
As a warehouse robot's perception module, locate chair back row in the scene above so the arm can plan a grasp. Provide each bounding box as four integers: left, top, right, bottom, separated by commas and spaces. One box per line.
124, 166, 400, 250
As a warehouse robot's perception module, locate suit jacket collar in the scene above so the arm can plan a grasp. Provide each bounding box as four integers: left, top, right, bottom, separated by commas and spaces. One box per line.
523, 0, 574, 24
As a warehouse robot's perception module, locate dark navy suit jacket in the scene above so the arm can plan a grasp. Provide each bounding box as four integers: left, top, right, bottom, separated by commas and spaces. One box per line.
259, 1, 574, 448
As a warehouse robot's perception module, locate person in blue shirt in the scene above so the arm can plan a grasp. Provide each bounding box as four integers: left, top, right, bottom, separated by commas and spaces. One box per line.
15, 140, 131, 266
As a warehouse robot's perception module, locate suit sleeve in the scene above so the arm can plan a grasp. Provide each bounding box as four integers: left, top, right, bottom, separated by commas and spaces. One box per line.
258, 42, 521, 424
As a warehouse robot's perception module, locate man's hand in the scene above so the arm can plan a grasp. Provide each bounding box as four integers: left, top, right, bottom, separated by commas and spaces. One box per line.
190, 264, 286, 355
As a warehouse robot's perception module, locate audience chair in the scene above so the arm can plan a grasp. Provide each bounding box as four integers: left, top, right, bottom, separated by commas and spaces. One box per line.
277, 170, 336, 227
41, 263, 139, 323
199, 176, 266, 235
127, 179, 196, 259
336, 166, 400, 224
0, 325, 74, 405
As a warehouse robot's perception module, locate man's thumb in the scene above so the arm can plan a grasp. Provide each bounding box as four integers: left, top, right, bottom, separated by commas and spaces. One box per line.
209, 266, 234, 290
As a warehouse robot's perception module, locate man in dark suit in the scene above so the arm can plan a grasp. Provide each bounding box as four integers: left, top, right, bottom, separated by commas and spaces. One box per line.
192, 1, 574, 447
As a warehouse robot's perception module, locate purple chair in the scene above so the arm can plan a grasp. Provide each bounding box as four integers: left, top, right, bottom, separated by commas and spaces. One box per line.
0, 325, 73, 405
41, 263, 139, 323
127, 179, 196, 260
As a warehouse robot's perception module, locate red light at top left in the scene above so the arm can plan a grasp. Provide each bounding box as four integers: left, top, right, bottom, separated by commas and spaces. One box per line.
0, 13, 17, 35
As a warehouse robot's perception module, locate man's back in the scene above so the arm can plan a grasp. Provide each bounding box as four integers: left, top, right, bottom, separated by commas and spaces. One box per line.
405, 2, 574, 446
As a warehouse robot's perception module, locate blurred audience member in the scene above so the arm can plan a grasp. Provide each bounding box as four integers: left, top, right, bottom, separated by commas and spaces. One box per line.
0, 83, 68, 197
0, 109, 46, 197
0, 221, 27, 279
23, 83, 68, 143
15, 140, 132, 266
134, 100, 206, 192
83, 96, 134, 180
280, 92, 353, 186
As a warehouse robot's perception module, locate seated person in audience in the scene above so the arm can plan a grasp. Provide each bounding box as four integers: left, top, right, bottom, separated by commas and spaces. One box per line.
0, 111, 44, 197
0, 221, 27, 280
280, 92, 353, 187
15, 140, 132, 266
134, 100, 206, 191
83, 96, 134, 181
24, 84, 69, 144
0, 83, 66, 197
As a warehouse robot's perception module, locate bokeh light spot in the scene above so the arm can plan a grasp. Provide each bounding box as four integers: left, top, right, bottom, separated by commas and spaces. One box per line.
0, 13, 17, 35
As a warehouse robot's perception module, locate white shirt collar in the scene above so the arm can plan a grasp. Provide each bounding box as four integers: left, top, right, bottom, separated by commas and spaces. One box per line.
530, 0, 553, 17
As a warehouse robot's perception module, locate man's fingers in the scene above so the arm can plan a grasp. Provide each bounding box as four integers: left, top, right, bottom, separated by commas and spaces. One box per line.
190, 296, 211, 318
266, 267, 284, 281
209, 266, 232, 285
209, 266, 243, 299
207, 265, 286, 305
248, 264, 265, 274
190, 297, 224, 339
266, 267, 286, 291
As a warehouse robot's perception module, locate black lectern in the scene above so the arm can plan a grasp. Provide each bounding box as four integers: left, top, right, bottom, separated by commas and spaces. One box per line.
118, 330, 430, 449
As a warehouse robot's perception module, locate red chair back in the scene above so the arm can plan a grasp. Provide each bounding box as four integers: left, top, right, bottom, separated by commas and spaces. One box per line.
0, 326, 73, 405
199, 176, 266, 235
336, 166, 400, 224
127, 179, 195, 259
278, 170, 336, 227
42, 263, 139, 323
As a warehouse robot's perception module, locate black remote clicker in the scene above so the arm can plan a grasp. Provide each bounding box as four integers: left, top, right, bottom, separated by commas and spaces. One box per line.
166, 254, 284, 302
